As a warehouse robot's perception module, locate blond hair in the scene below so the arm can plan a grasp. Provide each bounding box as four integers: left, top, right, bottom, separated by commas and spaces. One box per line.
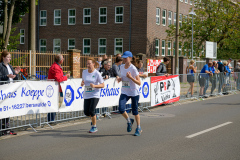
189, 60, 195, 65
223, 61, 228, 65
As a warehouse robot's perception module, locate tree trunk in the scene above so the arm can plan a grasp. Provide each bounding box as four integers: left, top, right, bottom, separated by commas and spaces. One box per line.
3, 0, 15, 50
2, 0, 8, 48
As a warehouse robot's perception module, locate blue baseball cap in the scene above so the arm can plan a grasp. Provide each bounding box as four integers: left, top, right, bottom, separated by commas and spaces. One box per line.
122, 51, 133, 58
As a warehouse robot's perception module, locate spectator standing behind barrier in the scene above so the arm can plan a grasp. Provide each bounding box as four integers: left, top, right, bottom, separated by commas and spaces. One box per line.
81, 58, 104, 133
0, 51, 20, 136
156, 57, 170, 76
99, 61, 119, 80
235, 60, 240, 90
223, 61, 232, 94
47, 54, 70, 122
199, 62, 213, 98
210, 62, 220, 96
101, 55, 108, 68
217, 60, 227, 94
228, 58, 233, 71
112, 57, 123, 77
116, 51, 142, 136
96, 57, 102, 71
137, 60, 148, 78
186, 60, 197, 98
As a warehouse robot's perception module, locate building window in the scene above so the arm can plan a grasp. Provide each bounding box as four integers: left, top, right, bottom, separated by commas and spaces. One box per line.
168, 41, 171, 55
180, 0, 183, 2
173, 41, 176, 56
155, 39, 159, 56
53, 39, 61, 53
98, 38, 107, 55
68, 39, 75, 50
174, 12, 176, 26
162, 40, 165, 56
40, 39, 47, 52
179, 43, 182, 56
179, 14, 183, 28
54, 9, 61, 25
115, 7, 124, 23
185, 0, 188, 3
68, 9, 76, 25
83, 38, 91, 54
168, 11, 172, 26
99, 7, 107, 24
115, 38, 123, 55
40, 10, 47, 26
83, 8, 91, 24
190, 0, 192, 5
156, 8, 160, 25
20, 29, 25, 44
162, 9, 166, 26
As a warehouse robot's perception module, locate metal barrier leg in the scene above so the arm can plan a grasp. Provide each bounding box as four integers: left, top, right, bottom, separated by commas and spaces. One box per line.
28, 124, 37, 132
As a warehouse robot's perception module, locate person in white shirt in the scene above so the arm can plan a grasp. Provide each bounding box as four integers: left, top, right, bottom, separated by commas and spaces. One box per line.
81, 57, 104, 133
116, 51, 142, 136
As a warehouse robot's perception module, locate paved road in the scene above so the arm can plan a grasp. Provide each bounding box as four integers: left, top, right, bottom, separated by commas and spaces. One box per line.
1, 94, 240, 160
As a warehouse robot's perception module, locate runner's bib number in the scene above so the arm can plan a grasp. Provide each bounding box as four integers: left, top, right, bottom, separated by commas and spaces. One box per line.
85, 86, 95, 93
122, 81, 130, 88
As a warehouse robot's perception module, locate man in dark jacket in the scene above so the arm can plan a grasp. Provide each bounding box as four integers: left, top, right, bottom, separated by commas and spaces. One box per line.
99, 61, 118, 80
156, 57, 170, 76
217, 61, 227, 94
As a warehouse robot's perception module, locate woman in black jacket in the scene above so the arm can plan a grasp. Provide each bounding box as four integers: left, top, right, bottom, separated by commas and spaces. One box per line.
0, 51, 20, 136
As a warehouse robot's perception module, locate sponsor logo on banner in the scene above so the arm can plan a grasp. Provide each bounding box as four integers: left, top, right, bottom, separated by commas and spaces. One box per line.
147, 59, 162, 73
141, 82, 149, 98
64, 85, 74, 106
46, 85, 54, 98
151, 75, 180, 106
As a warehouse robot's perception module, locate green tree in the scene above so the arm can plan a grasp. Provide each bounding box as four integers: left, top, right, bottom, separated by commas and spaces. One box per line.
166, 0, 240, 59
0, 0, 38, 50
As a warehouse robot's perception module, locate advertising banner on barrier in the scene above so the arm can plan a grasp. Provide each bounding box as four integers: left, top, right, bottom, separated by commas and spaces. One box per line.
60, 77, 151, 112
147, 59, 162, 73
0, 81, 59, 119
151, 75, 180, 106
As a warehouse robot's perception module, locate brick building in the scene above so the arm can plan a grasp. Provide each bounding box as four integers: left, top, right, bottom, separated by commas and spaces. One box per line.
15, 0, 193, 57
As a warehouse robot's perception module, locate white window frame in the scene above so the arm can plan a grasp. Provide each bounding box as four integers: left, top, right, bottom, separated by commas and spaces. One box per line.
174, 12, 176, 26
54, 9, 61, 25
168, 11, 172, 26
162, 40, 165, 56
20, 29, 25, 44
162, 9, 166, 26
155, 39, 159, 56
190, 0, 192, 5
179, 14, 183, 28
40, 10, 47, 26
99, 7, 107, 24
83, 38, 91, 55
185, 0, 188, 4
156, 8, 160, 25
114, 38, 123, 55
39, 39, 47, 52
83, 8, 91, 24
98, 38, 107, 55
68, 9, 76, 25
168, 41, 171, 55
180, 0, 183, 2
68, 39, 75, 50
115, 6, 124, 23
53, 39, 61, 53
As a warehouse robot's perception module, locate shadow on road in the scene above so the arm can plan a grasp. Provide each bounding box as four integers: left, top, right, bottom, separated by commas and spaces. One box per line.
203, 103, 240, 106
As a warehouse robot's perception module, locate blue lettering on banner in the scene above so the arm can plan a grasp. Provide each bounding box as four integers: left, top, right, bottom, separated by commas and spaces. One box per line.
100, 84, 120, 97
21, 87, 44, 100
0, 108, 2, 112
0, 90, 17, 100
64, 85, 74, 106
76, 87, 84, 99
46, 85, 54, 98
142, 82, 149, 98
47, 101, 51, 107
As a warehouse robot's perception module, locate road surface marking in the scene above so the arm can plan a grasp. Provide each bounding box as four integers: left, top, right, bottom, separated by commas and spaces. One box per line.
186, 122, 232, 138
